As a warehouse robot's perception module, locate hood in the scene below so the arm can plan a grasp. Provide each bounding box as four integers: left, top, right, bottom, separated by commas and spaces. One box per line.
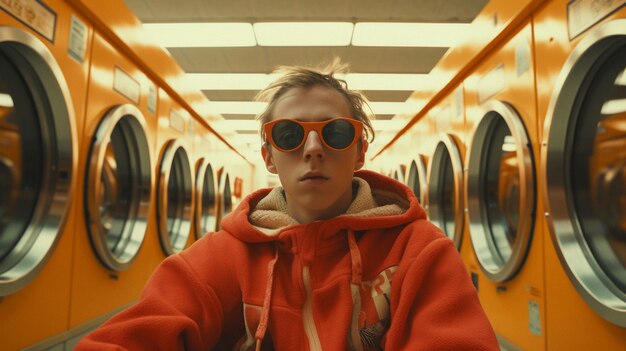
220, 169, 426, 243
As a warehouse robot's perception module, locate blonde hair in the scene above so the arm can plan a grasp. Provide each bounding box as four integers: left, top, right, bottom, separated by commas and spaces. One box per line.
255, 60, 375, 143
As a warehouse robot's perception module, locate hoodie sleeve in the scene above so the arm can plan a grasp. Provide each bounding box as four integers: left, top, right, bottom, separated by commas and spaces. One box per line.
384, 236, 500, 351
74, 254, 225, 351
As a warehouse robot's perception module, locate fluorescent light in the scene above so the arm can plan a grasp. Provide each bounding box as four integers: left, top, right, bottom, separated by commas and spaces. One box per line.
254, 22, 353, 46
186, 73, 427, 91
352, 22, 471, 47
502, 135, 517, 152
339, 73, 428, 90
186, 73, 273, 90
0, 93, 14, 108
601, 98, 626, 115
204, 101, 415, 115
142, 23, 256, 47
205, 101, 266, 114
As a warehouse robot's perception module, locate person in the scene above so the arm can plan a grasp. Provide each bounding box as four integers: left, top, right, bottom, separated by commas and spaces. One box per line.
76, 62, 499, 350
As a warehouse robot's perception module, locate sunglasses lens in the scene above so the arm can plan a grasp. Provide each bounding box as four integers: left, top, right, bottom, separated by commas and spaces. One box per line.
322, 119, 355, 149
272, 120, 304, 150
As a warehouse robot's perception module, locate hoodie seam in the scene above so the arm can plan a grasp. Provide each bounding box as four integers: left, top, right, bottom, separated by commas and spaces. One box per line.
176, 254, 225, 323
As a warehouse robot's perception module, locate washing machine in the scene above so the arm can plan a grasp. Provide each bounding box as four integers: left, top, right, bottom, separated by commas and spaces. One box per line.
0, 1, 91, 348
463, 22, 544, 351
155, 90, 194, 255
193, 122, 218, 239
535, 0, 626, 348
68, 30, 160, 329
425, 88, 466, 252
406, 155, 428, 206
215, 163, 234, 231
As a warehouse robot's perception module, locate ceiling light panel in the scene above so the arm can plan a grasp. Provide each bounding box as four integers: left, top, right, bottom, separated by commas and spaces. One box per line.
204, 101, 419, 115
142, 23, 256, 47
253, 22, 354, 46
186, 73, 427, 91
352, 22, 472, 47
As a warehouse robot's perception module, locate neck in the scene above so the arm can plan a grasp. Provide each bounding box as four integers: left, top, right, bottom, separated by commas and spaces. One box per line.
285, 186, 354, 224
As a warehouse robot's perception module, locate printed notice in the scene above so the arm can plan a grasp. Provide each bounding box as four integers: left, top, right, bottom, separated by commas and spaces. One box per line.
147, 83, 157, 115
568, 0, 626, 39
169, 109, 185, 133
528, 300, 542, 336
113, 66, 140, 104
68, 15, 87, 63
478, 64, 506, 104
435, 105, 452, 133
1, 0, 57, 42
516, 40, 531, 77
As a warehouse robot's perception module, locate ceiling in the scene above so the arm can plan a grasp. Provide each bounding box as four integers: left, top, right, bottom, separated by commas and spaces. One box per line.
123, 0, 489, 160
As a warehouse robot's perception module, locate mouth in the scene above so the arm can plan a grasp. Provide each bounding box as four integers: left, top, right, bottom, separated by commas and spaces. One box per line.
299, 172, 329, 182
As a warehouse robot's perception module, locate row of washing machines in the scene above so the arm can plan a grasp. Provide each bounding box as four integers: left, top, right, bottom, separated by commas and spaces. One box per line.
377, 0, 626, 349
0, 1, 252, 349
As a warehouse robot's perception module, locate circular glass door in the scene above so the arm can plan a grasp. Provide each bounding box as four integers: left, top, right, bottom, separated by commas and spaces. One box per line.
216, 172, 233, 231
427, 133, 464, 249
543, 20, 626, 326
194, 158, 217, 238
406, 156, 427, 205
85, 104, 152, 271
157, 139, 192, 255
0, 29, 75, 296
467, 100, 535, 282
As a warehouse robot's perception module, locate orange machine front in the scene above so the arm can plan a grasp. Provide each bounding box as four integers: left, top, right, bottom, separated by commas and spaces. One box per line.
0, 0, 91, 348
463, 21, 545, 351
534, 0, 626, 349
69, 30, 161, 328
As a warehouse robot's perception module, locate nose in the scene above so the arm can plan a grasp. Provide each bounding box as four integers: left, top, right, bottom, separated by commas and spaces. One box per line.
302, 130, 325, 160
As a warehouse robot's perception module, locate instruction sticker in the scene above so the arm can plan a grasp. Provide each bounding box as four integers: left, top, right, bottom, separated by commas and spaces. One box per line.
0, 0, 56, 42
169, 109, 185, 134
68, 15, 87, 63
147, 83, 157, 115
568, 0, 626, 39
515, 40, 531, 77
528, 300, 542, 336
478, 64, 505, 104
113, 66, 140, 104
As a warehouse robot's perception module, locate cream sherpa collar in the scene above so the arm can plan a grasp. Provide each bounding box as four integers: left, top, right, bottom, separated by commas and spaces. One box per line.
249, 177, 407, 234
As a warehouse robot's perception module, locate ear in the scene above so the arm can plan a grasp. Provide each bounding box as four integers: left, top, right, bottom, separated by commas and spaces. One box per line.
354, 139, 368, 171
261, 144, 278, 174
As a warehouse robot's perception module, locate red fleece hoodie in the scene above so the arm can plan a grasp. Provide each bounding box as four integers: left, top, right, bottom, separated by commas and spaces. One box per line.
76, 170, 499, 350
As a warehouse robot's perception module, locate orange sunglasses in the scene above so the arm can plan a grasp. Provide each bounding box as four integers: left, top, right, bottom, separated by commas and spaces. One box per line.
263, 117, 364, 152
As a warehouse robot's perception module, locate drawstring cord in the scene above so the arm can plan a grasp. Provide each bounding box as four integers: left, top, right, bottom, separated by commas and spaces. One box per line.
255, 248, 279, 351
254, 231, 362, 351
347, 230, 362, 285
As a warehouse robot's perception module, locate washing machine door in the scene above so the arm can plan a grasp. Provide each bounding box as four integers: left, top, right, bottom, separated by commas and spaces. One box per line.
406, 156, 427, 205
0, 28, 75, 295
194, 158, 217, 238
157, 139, 192, 255
543, 19, 626, 327
216, 172, 233, 231
85, 104, 152, 272
427, 133, 464, 250
467, 100, 535, 282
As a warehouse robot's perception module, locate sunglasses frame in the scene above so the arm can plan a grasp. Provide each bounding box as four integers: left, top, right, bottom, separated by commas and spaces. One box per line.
263, 117, 364, 152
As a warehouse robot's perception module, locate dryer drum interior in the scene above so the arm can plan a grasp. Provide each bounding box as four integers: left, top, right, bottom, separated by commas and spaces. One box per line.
406, 156, 427, 205
543, 21, 626, 326
427, 134, 464, 250
157, 140, 192, 255
194, 158, 217, 238
0, 31, 75, 296
85, 104, 152, 272
467, 101, 535, 282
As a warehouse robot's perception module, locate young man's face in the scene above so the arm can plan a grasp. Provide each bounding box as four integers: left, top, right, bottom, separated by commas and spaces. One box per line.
261, 86, 368, 223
